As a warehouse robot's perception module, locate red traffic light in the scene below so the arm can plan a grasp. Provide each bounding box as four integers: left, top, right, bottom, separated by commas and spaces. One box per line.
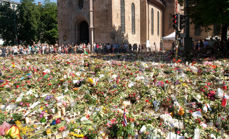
173, 15, 177, 23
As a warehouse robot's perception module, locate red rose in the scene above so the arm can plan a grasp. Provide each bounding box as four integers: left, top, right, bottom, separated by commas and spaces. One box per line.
207, 82, 211, 86
223, 86, 227, 90
56, 118, 61, 124
145, 100, 149, 103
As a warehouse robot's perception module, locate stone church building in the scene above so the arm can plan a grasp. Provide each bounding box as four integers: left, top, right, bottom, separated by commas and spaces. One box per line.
57, 0, 218, 51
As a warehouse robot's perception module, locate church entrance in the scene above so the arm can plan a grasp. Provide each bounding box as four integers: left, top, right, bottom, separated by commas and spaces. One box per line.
79, 21, 89, 43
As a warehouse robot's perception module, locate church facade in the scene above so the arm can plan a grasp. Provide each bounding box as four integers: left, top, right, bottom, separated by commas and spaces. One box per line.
58, 0, 175, 51
57, 0, 217, 51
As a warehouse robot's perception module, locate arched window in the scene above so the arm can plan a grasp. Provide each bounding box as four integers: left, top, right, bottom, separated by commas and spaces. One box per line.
151, 8, 154, 35
79, 0, 84, 9
157, 11, 160, 36
120, 0, 125, 33
131, 3, 135, 34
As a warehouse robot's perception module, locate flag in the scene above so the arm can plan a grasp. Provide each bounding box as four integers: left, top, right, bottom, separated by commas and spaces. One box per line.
123, 108, 127, 126
84, 49, 88, 55
221, 94, 227, 107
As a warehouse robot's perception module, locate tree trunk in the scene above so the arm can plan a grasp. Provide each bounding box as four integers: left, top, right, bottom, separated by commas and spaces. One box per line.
221, 24, 228, 41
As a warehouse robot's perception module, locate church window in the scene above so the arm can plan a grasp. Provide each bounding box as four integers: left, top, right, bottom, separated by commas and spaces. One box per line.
131, 3, 135, 34
79, 0, 84, 9
151, 8, 154, 35
121, 0, 125, 33
157, 11, 160, 36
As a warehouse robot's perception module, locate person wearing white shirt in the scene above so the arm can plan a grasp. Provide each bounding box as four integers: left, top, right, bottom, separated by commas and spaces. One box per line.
146, 40, 151, 52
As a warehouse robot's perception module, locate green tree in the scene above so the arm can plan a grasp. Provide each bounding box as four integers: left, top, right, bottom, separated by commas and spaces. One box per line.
17, 0, 40, 45
178, 0, 229, 41
38, 0, 58, 45
0, 2, 17, 45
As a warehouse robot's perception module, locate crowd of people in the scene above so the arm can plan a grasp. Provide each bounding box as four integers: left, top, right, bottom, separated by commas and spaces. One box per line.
1, 37, 229, 58
171, 37, 229, 58
0, 43, 152, 57
193, 38, 229, 58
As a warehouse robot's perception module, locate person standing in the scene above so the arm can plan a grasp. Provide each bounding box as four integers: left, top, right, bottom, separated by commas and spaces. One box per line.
203, 39, 209, 48
2, 46, 6, 57
146, 40, 151, 52
87, 43, 91, 53
0, 47, 2, 57
106, 43, 111, 53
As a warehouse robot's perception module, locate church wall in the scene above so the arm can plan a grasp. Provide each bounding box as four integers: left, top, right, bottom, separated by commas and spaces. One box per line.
58, 0, 90, 45
111, 0, 122, 44
140, 0, 147, 44
124, 0, 141, 45
111, 0, 141, 45
93, 0, 113, 44
163, 0, 175, 37
148, 3, 163, 51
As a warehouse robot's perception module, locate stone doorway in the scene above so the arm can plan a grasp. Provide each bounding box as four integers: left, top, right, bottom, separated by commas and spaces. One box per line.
79, 21, 89, 43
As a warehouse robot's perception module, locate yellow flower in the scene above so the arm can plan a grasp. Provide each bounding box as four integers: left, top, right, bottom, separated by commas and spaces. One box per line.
15, 121, 22, 129
182, 83, 187, 87
68, 132, 74, 136
87, 78, 94, 85
101, 132, 105, 137
75, 134, 84, 138
170, 112, 173, 117
46, 128, 51, 134
40, 107, 43, 111
69, 132, 84, 138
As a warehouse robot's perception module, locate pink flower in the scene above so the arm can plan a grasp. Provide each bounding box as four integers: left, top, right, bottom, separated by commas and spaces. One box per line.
0, 122, 11, 136
106, 122, 111, 127
111, 118, 117, 124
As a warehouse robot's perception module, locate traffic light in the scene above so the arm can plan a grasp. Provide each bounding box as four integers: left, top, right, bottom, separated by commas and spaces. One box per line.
180, 15, 186, 30
172, 14, 178, 30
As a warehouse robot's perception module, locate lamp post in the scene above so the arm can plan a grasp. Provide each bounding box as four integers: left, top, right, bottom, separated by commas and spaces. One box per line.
184, 0, 193, 60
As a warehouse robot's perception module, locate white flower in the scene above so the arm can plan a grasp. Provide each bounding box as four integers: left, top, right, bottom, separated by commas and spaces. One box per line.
128, 82, 135, 88
216, 88, 224, 98
43, 69, 50, 73
80, 116, 88, 121
140, 125, 146, 133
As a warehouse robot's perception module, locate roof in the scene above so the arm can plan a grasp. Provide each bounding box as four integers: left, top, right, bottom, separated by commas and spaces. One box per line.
148, 0, 166, 9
